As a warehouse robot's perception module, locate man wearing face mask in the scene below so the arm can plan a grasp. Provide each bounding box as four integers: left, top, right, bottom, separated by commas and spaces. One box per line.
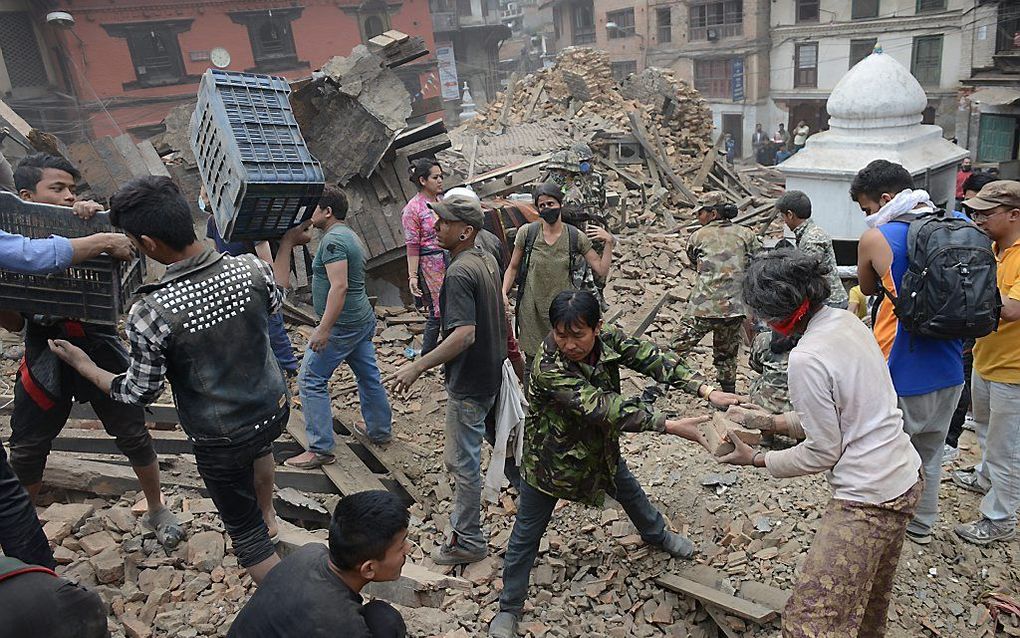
502, 181, 615, 391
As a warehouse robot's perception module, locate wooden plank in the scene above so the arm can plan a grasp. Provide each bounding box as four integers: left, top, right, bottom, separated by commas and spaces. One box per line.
0, 396, 179, 422
523, 79, 546, 122
628, 290, 671, 338
655, 574, 777, 624
111, 134, 150, 179
627, 111, 694, 206
693, 133, 725, 192
738, 581, 791, 613
466, 135, 479, 180
292, 245, 308, 288
650, 119, 698, 204
42, 455, 203, 495
705, 606, 742, 638
340, 422, 425, 507
286, 410, 388, 496
598, 157, 644, 189
498, 72, 520, 131
135, 141, 171, 177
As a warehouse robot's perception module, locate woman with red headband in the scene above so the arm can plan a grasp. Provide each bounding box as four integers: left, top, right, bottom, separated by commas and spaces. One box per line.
718, 248, 922, 638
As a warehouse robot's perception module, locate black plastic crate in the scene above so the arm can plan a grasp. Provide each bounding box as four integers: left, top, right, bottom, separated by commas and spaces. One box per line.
0, 193, 145, 325
190, 69, 324, 242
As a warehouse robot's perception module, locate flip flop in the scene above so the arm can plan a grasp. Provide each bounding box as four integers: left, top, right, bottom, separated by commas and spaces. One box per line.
142, 507, 185, 550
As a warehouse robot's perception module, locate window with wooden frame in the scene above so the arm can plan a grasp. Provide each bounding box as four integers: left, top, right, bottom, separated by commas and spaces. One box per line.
796, 0, 819, 23
657, 8, 672, 43
849, 38, 877, 68
694, 58, 732, 99
911, 34, 943, 86
229, 8, 307, 72
851, 0, 879, 19
606, 8, 635, 38
794, 42, 818, 88
102, 20, 195, 89
916, 0, 946, 13
571, 1, 596, 45
689, 1, 743, 41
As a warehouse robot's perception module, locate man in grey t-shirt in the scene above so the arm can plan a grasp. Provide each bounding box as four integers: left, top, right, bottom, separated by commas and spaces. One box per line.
390, 193, 506, 566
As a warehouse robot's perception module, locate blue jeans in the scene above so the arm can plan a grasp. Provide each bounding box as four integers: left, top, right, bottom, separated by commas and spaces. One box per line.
444, 393, 497, 552
268, 312, 298, 372
498, 458, 667, 615
298, 319, 392, 452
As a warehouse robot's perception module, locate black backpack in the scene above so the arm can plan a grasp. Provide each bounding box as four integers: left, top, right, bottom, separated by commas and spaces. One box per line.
878, 211, 1001, 340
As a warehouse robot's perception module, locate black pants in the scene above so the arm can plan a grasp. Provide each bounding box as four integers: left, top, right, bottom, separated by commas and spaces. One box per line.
0, 571, 108, 638
945, 340, 975, 449
9, 372, 155, 485
0, 444, 54, 568
363, 600, 407, 638
192, 411, 286, 569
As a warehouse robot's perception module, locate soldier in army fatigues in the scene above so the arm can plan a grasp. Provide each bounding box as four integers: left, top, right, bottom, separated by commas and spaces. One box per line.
488, 290, 741, 638
542, 144, 609, 230
777, 190, 848, 308
749, 329, 794, 414
646, 192, 761, 401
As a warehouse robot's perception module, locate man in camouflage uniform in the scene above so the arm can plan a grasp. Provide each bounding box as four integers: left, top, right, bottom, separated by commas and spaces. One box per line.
749, 329, 794, 414
487, 290, 741, 638
777, 190, 848, 308
647, 192, 761, 400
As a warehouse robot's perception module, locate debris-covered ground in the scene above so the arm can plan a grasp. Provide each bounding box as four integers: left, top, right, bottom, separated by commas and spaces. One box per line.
1, 217, 1016, 638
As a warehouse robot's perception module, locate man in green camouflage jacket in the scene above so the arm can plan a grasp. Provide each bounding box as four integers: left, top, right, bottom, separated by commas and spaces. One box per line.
488, 289, 742, 638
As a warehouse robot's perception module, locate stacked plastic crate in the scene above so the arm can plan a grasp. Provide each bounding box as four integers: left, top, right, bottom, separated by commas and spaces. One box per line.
190, 69, 324, 242
0, 193, 145, 324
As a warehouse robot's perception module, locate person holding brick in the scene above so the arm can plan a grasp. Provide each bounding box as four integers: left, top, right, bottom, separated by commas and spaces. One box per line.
718, 249, 921, 638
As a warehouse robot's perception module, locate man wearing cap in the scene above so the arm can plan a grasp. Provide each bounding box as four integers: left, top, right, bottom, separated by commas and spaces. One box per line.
390, 193, 507, 565
951, 180, 1020, 546
645, 192, 760, 402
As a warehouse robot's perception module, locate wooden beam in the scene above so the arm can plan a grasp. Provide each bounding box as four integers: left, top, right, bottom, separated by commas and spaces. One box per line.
0, 396, 179, 422
628, 290, 671, 338
466, 134, 479, 181
523, 79, 546, 122
498, 72, 519, 132
626, 111, 694, 206
655, 574, 777, 624
692, 133, 725, 192
286, 410, 388, 496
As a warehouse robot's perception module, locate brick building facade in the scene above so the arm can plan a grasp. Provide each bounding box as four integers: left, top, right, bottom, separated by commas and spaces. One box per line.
21, 0, 439, 141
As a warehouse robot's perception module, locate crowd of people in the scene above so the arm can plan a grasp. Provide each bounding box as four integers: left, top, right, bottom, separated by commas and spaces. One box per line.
0, 143, 1016, 638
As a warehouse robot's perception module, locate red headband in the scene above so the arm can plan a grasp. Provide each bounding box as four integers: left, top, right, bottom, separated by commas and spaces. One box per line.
769, 298, 812, 336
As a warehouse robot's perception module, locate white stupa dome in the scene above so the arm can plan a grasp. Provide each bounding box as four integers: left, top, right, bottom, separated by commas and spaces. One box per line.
826, 48, 929, 130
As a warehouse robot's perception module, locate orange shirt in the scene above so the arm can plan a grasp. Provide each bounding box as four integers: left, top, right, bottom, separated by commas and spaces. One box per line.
973, 238, 1020, 383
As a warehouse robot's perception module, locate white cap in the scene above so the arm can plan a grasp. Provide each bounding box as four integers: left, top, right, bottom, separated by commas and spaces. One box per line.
443, 186, 479, 201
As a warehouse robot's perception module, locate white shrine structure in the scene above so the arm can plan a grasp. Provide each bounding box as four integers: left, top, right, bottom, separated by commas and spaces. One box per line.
777, 48, 968, 251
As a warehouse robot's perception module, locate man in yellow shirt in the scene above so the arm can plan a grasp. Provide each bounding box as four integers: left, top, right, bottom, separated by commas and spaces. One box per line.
952, 180, 1020, 546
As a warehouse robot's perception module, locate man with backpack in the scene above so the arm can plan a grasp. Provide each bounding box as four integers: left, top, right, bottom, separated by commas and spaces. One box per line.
951, 180, 1020, 546
852, 159, 996, 546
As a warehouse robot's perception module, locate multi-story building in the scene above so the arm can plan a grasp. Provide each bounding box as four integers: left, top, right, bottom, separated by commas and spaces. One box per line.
646, 0, 771, 158
543, 0, 770, 158
6, 1, 439, 141
431, 0, 511, 121
956, 1, 1019, 168
769, 0, 968, 140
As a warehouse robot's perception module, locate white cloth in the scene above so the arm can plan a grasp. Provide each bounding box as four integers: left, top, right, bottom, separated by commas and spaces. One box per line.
864, 188, 934, 228
483, 360, 527, 503
764, 306, 922, 504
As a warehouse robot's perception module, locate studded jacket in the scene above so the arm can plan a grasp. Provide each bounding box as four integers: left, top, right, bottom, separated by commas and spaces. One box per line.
110, 248, 288, 446
522, 324, 705, 506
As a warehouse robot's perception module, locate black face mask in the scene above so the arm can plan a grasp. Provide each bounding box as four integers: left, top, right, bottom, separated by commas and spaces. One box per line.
539, 207, 561, 224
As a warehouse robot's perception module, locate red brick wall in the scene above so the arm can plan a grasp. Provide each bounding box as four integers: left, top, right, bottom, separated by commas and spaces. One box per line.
47, 0, 437, 139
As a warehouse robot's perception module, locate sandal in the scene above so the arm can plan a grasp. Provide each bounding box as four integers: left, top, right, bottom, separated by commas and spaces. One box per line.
142, 507, 185, 550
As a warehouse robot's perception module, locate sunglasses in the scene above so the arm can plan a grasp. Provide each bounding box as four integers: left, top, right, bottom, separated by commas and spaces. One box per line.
969, 208, 1007, 222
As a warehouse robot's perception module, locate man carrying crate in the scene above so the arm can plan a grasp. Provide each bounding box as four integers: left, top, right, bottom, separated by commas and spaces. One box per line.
6, 153, 184, 550
49, 175, 311, 584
